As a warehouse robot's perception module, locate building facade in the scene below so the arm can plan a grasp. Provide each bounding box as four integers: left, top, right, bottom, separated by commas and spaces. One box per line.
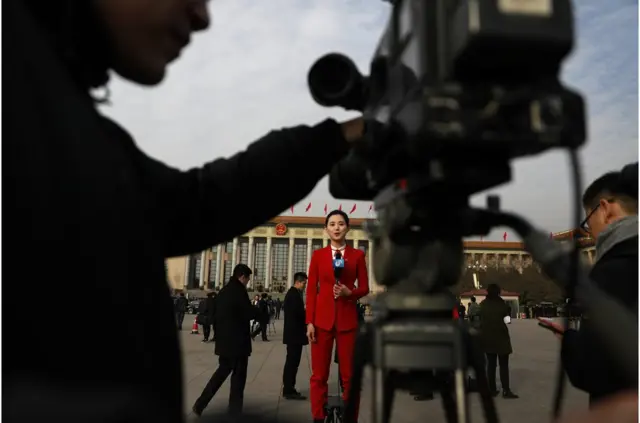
165, 217, 596, 295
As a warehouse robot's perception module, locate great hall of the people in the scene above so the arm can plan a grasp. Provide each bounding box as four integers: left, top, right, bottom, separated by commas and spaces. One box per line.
166, 216, 596, 295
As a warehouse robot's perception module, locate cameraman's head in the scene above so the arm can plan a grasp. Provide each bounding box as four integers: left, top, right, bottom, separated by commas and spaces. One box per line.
26, 0, 210, 88
325, 210, 350, 245
581, 164, 638, 240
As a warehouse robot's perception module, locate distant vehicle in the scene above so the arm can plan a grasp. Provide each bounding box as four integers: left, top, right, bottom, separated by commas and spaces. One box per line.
187, 300, 200, 314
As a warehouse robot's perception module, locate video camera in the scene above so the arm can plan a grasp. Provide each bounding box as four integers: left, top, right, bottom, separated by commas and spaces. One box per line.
305, 1, 634, 423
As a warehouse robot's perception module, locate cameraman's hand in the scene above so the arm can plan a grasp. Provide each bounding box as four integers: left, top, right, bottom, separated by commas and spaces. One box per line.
306, 323, 316, 343
340, 117, 364, 144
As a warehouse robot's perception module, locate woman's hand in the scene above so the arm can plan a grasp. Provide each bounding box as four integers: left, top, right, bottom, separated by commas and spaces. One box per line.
333, 284, 352, 298
306, 323, 316, 343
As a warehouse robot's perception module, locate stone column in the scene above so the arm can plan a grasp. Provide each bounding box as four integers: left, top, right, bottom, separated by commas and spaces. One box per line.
199, 250, 206, 288
306, 238, 313, 271
216, 243, 225, 288
265, 237, 272, 290
247, 236, 254, 288
368, 239, 375, 292
231, 237, 239, 269
203, 249, 212, 288
353, 239, 359, 249
287, 237, 295, 288
183, 255, 190, 290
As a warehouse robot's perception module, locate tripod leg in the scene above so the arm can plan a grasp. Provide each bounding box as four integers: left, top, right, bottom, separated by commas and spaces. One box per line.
439, 385, 459, 423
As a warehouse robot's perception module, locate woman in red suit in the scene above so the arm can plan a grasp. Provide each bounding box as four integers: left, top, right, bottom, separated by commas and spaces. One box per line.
305, 210, 369, 423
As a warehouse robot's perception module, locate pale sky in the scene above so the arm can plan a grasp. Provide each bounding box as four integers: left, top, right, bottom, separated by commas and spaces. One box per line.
101, 0, 638, 241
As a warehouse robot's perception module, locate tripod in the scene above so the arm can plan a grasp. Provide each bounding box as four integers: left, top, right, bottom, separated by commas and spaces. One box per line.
343, 190, 501, 423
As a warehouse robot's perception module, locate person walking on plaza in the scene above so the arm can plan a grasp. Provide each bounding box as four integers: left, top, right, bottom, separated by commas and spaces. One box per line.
306, 210, 370, 423
468, 296, 481, 328
251, 293, 270, 342
197, 291, 216, 343
479, 284, 519, 399
275, 298, 282, 320
281, 272, 309, 400
175, 292, 188, 330
192, 264, 258, 418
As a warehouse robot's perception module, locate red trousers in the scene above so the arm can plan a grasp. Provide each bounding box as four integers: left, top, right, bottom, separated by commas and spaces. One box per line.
310, 327, 360, 420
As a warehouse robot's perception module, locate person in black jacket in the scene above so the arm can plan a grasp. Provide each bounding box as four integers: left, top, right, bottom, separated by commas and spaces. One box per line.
175, 292, 188, 330
5, 2, 364, 422
251, 293, 271, 341
197, 292, 217, 342
281, 272, 309, 400
561, 162, 638, 406
193, 264, 258, 418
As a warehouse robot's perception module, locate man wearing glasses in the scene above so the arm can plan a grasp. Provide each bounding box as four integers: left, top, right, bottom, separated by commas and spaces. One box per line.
561, 162, 638, 406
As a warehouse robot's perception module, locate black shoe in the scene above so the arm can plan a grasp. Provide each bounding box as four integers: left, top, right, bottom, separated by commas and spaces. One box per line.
490, 389, 500, 397
262, 339, 269, 342
192, 405, 203, 417
413, 393, 434, 401
502, 389, 519, 399
283, 391, 307, 400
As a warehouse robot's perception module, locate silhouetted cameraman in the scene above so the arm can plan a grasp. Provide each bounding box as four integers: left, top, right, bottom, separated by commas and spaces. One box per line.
5, 1, 363, 422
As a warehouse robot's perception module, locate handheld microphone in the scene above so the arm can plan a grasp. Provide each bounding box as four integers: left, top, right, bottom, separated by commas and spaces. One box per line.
333, 251, 345, 299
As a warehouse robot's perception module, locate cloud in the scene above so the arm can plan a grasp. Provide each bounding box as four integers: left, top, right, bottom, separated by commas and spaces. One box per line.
101, 0, 637, 240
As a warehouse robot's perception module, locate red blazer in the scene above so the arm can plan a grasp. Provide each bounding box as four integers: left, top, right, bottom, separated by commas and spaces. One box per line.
305, 245, 369, 332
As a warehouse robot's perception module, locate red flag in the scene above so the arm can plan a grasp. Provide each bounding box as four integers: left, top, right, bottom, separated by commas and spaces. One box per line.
503, 231, 507, 241
339, 204, 342, 211
305, 202, 312, 212
550, 232, 553, 239
290, 206, 294, 214
324, 204, 327, 215
349, 204, 357, 214
368, 204, 373, 212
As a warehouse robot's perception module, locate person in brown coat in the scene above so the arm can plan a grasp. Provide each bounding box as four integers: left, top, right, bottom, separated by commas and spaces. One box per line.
479, 284, 519, 399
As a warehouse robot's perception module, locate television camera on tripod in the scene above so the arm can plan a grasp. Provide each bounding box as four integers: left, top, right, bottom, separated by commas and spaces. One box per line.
306, 1, 637, 423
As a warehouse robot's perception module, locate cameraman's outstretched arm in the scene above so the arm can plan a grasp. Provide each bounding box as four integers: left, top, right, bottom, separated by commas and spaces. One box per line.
137, 118, 362, 257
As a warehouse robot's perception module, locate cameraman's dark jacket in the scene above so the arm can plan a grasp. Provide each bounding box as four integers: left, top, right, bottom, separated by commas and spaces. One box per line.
5, 2, 350, 422
562, 216, 638, 404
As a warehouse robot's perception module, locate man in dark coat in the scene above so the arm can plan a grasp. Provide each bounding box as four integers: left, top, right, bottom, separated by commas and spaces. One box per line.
281, 272, 309, 400
251, 293, 271, 341
175, 292, 188, 330
479, 284, 518, 399
561, 163, 638, 405
197, 292, 216, 342
192, 264, 258, 418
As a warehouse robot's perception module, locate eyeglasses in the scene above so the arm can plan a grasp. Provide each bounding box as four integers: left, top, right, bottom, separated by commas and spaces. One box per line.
580, 204, 600, 232
580, 198, 615, 232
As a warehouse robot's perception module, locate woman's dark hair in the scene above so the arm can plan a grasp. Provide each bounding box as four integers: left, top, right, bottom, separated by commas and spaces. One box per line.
24, 0, 111, 92
486, 283, 501, 298
325, 210, 349, 227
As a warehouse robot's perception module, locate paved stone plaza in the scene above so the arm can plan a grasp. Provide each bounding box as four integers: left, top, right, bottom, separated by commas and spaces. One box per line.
180, 318, 587, 423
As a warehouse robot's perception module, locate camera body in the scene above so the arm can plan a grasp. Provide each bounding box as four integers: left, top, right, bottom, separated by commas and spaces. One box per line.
308, 0, 586, 201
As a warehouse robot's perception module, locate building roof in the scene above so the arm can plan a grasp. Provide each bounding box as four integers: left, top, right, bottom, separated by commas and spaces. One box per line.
460, 289, 520, 297
267, 216, 595, 249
